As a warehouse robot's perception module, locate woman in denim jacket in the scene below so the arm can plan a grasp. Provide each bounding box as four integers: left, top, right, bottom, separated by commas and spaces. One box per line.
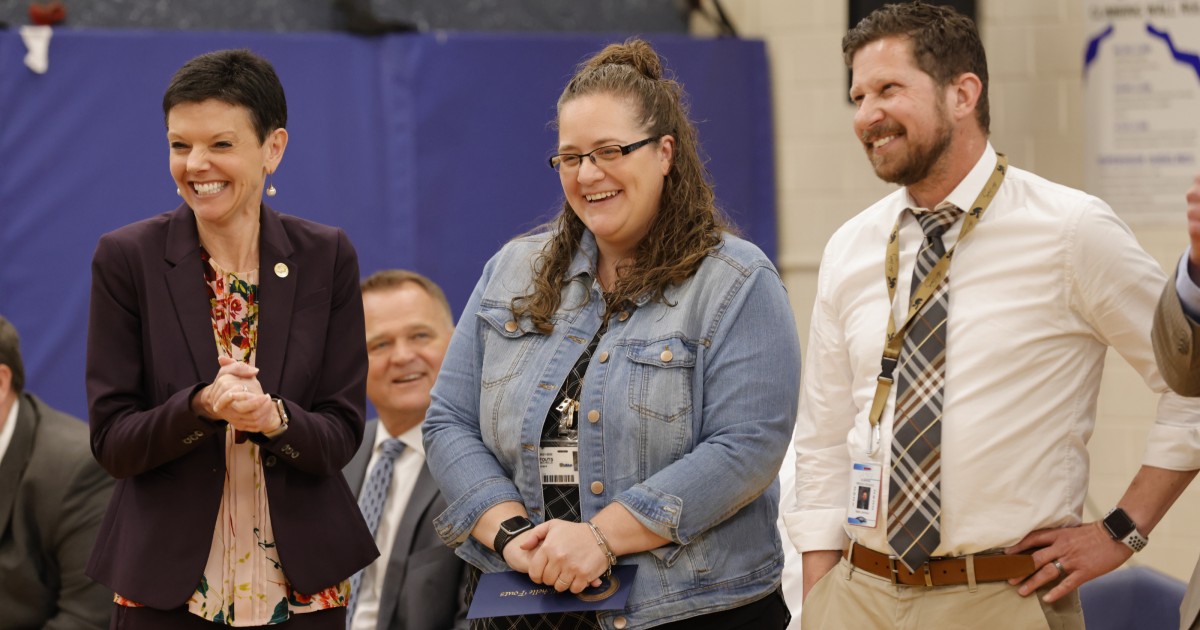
423, 39, 801, 630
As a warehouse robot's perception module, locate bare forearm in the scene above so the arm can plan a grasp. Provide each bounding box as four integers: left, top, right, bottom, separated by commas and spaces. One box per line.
802, 550, 841, 601
1118, 465, 1199, 535
589, 503, 669, 557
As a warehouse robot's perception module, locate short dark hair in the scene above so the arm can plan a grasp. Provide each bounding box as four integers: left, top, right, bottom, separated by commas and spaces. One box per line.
843, 1, 990, 134
361, 269, 454, 325
162, 49, 287, 143
0, 316, 26, 394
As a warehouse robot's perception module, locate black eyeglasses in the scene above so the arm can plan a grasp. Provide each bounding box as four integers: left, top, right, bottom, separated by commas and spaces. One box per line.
548, 137, 659, 172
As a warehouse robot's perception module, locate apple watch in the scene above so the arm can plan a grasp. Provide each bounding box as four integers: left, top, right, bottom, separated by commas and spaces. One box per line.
1102, 507, 1148, 552
262, 396, 290, 440
493, 515, 534, 558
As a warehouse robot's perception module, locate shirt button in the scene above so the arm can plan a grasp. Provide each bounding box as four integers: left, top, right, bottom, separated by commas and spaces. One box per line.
504, 320, 518, 333
590, 481, 604, 495
660, 349, 673, 362
614, 616, 628, 629
587, 409, 600, 423
617, 312, 629, 322
598, 351, 609, 363
265, 455, 277, 467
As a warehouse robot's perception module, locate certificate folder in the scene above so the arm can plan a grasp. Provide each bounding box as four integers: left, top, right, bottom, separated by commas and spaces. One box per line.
467, 565, 637, 619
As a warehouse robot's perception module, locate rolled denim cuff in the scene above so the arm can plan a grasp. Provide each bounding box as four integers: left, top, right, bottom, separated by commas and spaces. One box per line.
453, 537, 510, 573
615, 484, 685, 544
433, 477, 524, 547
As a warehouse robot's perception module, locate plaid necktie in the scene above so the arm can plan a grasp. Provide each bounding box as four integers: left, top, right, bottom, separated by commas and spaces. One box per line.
347, 438, 406, 627
887, 206, 960, 572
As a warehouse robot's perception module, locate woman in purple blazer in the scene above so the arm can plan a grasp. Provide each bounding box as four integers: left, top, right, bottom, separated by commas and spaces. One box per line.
85, 49, 376, 629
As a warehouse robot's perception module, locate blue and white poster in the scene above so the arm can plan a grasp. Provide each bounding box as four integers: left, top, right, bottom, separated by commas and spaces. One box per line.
1084, 1, 1200, 219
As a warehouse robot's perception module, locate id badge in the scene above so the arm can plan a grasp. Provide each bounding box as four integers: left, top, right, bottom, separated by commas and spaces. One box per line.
847, 461, 882, 528
540, 439, 579, 486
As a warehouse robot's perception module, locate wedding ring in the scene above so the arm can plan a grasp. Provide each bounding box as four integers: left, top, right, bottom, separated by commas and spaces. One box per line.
242, 384, 248, 393
556, 577, 570, 585
1052, 560, 1066, 575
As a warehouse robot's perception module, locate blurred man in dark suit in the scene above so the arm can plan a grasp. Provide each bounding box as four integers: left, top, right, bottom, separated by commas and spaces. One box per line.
0, 315, 114, 629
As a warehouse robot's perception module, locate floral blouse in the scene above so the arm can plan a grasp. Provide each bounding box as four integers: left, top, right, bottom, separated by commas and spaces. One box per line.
114, 248, 348, 625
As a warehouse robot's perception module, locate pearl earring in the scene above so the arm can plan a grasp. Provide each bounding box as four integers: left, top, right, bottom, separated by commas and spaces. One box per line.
266, 173, 277, 197
176, 187, 182, 196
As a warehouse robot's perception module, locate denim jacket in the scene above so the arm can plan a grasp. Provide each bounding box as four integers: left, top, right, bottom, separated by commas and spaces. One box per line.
423, 230, 801, 629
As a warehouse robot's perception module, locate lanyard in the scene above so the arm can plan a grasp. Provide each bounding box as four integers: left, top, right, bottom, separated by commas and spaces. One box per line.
865, 153, 1008, 455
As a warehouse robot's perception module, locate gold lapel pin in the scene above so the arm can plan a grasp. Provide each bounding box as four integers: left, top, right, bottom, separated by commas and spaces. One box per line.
274, 262, 289, 278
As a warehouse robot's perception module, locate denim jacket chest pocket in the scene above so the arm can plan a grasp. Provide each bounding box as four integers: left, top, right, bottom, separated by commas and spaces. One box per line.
625, 336, 698, 423
476, 304, 538, 389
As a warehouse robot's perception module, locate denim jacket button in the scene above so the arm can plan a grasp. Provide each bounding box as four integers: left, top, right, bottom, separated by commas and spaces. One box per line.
660, 349, 673, 362
504, 320, 518, 333
587, 409, 600, 423
614, 616, 628, 629
598, 350, 609, 363
590, 481, 604, 494
617, 311, 629, 322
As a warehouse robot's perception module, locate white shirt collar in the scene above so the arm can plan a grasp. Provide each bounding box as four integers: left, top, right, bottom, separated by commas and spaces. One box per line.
0, 396, 21, 467
373, 417, 425, 457
904, 142, 998, 213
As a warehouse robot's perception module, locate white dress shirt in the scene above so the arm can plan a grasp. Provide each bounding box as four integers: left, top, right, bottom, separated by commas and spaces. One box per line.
0, 397, 18, 466
1175, 251, 1200, 320
350, 421, 426, 630
786, 144, 1200, 557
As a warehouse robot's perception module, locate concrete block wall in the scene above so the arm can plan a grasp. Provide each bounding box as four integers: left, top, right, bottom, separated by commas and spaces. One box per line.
704, 0, 1199, 582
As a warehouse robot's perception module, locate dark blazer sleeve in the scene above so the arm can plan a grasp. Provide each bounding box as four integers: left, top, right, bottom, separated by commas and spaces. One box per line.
86, 226, 223, 478
1151, 281, 1200, 396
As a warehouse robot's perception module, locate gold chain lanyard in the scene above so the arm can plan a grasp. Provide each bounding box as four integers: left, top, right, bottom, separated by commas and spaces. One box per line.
865, 154, 1008, 455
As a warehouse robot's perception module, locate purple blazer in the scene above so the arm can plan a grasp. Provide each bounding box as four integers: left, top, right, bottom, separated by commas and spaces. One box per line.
84, 203, 378, 609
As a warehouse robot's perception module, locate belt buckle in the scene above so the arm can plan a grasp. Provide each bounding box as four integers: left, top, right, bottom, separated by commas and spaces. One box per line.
886, 555, 901, 585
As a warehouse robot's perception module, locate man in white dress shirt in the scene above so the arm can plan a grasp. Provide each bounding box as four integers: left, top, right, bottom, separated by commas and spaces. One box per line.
344, 270, 469, 630
787, 3, 1200, 628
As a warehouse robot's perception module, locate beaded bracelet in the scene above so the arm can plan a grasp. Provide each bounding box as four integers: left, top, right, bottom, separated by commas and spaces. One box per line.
586, 521, 618, 573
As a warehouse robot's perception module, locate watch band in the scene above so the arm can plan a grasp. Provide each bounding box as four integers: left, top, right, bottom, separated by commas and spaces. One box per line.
493, 516, 534, 558
262, 396, 290, 440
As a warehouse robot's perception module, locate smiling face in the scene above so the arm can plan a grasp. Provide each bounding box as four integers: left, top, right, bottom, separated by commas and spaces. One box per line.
167, 99, 286, 229
363, 283, 454, 437
850, 36, 955, 188
557, 92, 673, 263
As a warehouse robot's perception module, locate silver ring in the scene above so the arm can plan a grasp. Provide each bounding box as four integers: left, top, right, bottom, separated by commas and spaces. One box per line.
1052, 560, 1066, 575
241, 384, 248, 393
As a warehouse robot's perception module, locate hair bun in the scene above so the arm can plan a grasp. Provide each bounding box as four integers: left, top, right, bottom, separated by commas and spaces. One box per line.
583, 38, 662, 80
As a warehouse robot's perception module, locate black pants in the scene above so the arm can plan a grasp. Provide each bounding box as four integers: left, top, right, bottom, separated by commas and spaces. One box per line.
111, 604, 345, 629
652, 588, 790, 629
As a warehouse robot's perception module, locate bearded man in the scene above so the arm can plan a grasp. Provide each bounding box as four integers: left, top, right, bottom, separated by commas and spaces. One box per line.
786, 3, 1200, 628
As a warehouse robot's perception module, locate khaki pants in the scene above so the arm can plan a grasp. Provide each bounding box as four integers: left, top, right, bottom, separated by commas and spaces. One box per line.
801, 558, 1084, 630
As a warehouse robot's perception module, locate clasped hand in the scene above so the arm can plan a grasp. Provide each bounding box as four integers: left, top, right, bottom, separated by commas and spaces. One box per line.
503, 520, 609, 594
196, 356, 279, 434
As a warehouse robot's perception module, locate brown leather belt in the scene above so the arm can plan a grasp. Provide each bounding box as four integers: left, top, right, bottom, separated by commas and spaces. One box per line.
843, 542, 1035, 587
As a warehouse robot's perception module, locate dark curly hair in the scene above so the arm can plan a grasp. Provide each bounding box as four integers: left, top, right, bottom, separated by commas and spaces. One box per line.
511, 38, 731, 333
